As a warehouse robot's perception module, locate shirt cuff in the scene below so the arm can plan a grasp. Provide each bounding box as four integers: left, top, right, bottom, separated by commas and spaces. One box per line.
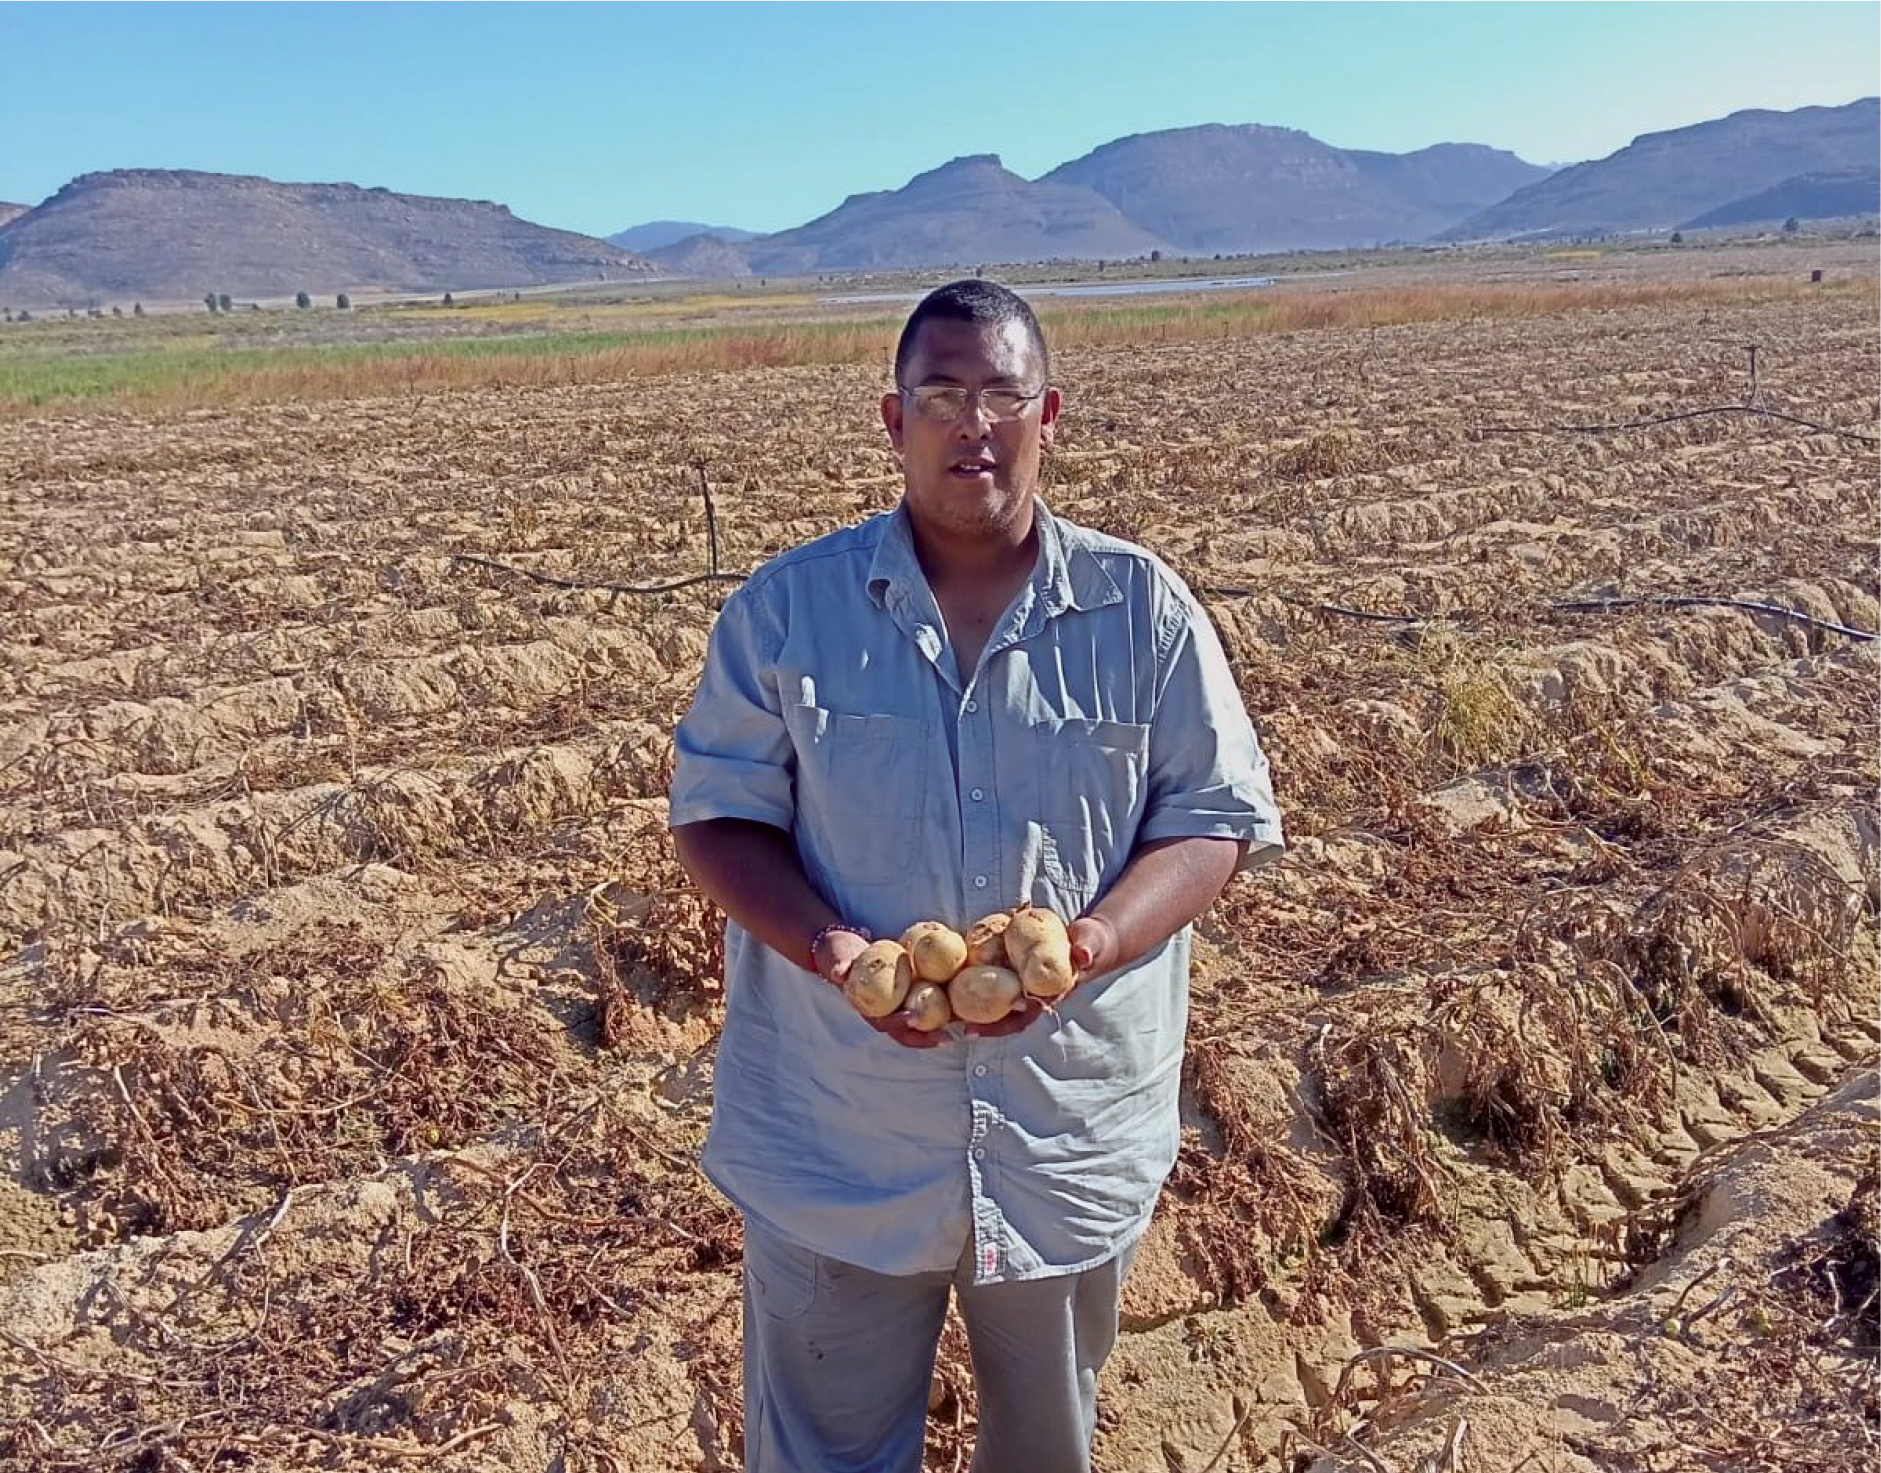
1136, 814, 1286, 873
667, 795, 796, 833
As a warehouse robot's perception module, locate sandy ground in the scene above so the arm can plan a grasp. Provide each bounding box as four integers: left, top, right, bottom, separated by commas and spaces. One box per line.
0, 259, 1876, 1470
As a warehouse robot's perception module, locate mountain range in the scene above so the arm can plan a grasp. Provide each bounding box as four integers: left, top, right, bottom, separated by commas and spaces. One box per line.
0, 98, 1873, 307
1683, 168, 1881, 230
605, 219, 761, 251
0, 171, 656, 306
649, 129, 1548, 276
1042, 127, 1547, 252
1442, 98, 1878, 239
701, 154, 1173, 277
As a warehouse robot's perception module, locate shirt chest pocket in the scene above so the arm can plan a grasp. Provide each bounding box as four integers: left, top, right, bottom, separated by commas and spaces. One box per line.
784, 704, 929, 884
1023, 717, 1151, 894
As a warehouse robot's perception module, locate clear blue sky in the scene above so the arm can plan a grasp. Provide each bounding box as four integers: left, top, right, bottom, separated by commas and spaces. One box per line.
4, 2, 1875, 237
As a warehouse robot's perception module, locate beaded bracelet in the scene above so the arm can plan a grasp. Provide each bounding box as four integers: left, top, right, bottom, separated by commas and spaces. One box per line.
806, 921, 872, 973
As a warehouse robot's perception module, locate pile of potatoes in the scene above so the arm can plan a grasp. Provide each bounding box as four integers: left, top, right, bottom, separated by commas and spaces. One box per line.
842, 906, 1075, 1029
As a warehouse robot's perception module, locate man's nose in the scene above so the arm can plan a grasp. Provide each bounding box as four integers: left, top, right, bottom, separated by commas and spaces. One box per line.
955, 393, 996, 434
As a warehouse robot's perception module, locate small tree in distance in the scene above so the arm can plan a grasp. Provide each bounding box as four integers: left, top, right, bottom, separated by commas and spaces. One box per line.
217, 294, 232, 313
295, 290, 312, 309
336, 292, 351, 310
1782, 216, 1801, 234
205, 293, 219, 314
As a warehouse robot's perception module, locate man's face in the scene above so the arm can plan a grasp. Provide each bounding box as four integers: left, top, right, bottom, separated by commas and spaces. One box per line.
880, 316, 1061, 543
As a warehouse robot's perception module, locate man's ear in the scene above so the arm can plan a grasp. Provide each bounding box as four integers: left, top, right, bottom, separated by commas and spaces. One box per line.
881, 392, 905, 452
1038, 386, 1063, 450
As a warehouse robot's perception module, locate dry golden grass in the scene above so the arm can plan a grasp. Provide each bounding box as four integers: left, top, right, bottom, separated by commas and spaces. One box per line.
3, 271, 1866, 417
1047, 274, 1866, 348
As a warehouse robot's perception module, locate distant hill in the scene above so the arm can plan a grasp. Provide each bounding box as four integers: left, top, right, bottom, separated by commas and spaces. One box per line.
0, 169, 658, 306
734, 155, 1174, 275
0, 203, 27, 229
645, 233, 760, 278
1042, 126, 1549, 252
607, 219, 760, 251
1443, 98, 1879, 240
1342, 144, 1554, 232
1682, 168, 1881, 229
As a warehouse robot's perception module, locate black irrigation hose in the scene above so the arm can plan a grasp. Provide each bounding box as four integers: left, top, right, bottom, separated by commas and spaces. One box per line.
448, 551, 747, 598
452, 555, 1879, 644
1205, 587, 1878, 643
1269, 591, 1421, 625
1551, 595, 1877, 642
1471, 403, 1880, 445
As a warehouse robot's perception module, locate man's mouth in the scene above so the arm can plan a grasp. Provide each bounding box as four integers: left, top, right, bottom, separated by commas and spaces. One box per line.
948, 457, 997, 478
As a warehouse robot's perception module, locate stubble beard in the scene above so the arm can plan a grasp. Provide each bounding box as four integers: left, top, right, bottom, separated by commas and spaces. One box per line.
916, 465, 1035, 546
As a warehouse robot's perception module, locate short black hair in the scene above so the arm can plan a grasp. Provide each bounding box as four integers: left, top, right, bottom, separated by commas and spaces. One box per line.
893, 278, 1050, 386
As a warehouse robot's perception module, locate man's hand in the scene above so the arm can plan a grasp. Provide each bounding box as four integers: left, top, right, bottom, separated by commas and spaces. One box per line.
810, 926, 872, 987
962, 913, 1119, 1038
1067, 914, 1120, 982
814, 929, 948, 1050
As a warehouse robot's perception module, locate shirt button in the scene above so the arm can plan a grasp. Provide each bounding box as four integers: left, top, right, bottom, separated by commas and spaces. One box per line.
973, 1064, 988, 1077
965, 700, 978, 713
974, 875, 988, 889
973, 1147, 986, 1160
970, 787, 985, 802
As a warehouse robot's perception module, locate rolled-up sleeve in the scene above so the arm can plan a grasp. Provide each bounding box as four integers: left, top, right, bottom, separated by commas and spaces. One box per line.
669, 585, 796, 832
1138, 590, 1285, 870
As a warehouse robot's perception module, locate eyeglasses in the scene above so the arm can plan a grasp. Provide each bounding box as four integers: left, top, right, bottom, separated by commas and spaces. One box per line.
898, 383, 1047, 423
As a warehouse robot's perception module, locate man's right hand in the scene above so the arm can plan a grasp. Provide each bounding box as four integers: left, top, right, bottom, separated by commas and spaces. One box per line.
814, 929, 948, 1050
810, 926, 873, 986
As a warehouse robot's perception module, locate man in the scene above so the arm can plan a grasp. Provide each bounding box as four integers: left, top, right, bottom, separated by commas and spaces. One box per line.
669, 279, 1283, 1473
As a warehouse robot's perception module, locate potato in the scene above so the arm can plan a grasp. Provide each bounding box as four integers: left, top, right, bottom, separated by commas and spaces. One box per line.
949, 964, 1022, 1024
903, 981, 953, 1032
844, 940, 914, 1019
962, 910, 1014, 967
900, 921, 968, 983
1004, 904, 1075, 1001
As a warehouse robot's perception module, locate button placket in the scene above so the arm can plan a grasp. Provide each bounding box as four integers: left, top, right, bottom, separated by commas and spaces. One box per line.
966, 1081, 1003, 1279
957, 679, 999, 913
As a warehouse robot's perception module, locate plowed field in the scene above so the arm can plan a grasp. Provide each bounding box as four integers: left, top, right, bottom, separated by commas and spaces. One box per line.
2, 268, 1876, 1472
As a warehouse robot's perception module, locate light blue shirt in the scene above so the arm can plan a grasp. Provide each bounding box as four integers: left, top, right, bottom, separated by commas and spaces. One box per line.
669, 501, 1284, 1284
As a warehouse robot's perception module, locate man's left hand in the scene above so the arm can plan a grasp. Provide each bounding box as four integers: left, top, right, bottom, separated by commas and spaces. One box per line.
1066, 913, 1119, 982
961, 913, 1119, 1037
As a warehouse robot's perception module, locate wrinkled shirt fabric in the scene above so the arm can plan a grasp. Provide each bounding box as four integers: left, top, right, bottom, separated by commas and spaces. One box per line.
669, 501, 1284, 1285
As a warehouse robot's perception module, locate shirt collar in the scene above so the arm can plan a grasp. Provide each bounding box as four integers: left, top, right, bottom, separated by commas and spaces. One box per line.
865, 502, 924, 610
866, 499, 1122, 623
